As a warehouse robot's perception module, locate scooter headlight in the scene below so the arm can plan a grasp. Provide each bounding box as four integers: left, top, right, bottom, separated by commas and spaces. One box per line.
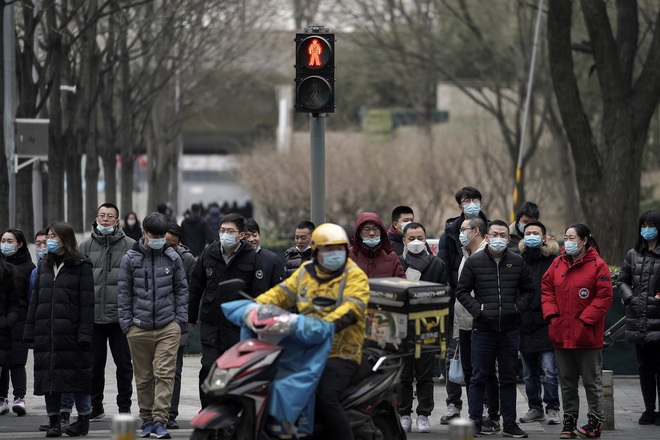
208, 367, 240, 392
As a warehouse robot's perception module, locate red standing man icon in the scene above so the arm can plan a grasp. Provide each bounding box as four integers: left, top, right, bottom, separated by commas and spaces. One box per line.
308, 38, 322, 67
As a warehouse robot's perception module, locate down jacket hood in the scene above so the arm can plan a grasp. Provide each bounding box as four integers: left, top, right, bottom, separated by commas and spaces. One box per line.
518, 236, 560, 257
351, 212, 393, 255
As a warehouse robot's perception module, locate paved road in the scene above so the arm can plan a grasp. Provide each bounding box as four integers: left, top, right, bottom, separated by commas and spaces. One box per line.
1, 352, 658, 439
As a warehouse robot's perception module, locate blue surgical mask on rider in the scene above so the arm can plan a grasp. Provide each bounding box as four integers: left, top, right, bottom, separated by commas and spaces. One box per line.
524, 235, 542, 249
641, 227, 658, 242
488, 237, 507, 254
320, 250, 346, 272
1, 243, 17, 257
147, 237, 166, 250
97, 224, 115, 235
36, 248, 48, 260
564, 240, 582, 256
47, 239, 62, 254
463, 202, 481, 218
220, 233, 238, 249
363, 237, 381, 248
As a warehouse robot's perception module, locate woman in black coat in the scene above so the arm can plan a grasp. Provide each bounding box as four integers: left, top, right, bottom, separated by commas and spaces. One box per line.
0, 228, 35, 416
0, 254, 19, 379
617, 209, 660, 425
24, 222, 94, 437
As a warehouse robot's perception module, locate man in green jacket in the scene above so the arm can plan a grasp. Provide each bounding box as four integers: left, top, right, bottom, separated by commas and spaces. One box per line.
80, 203, 135, 420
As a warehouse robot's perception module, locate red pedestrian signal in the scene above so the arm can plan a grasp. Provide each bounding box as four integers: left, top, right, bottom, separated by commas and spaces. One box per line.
295, 32, 335, 114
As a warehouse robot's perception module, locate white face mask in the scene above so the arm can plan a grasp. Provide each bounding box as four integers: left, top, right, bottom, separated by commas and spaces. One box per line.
406, 239, 426, 255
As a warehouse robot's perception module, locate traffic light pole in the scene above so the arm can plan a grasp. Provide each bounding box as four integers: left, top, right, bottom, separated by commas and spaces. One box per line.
310, 114, 326, 226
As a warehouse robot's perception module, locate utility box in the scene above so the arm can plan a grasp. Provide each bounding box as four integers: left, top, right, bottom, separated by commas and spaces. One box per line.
15, 118, 49, 157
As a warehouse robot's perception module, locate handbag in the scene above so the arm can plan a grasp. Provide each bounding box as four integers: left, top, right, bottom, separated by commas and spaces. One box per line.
448, 345, 465, 385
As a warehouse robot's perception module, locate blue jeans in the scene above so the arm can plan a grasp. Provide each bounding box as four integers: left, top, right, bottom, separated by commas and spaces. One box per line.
61, 393, 75, 412
469, 328, 520, 426
45, 392, 91, 416
520, 350, 560, 412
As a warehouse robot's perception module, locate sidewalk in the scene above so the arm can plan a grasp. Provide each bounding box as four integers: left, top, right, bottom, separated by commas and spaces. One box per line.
0, 352, 658, 439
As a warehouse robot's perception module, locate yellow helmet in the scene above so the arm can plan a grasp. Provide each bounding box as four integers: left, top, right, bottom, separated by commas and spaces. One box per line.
310, 223, 349, 251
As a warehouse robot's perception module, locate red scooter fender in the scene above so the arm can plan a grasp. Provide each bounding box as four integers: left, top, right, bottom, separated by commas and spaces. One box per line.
190, 403, 241, 431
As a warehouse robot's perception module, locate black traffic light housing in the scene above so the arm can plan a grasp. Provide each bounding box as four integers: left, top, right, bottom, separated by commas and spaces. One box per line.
295, 27, 335, 114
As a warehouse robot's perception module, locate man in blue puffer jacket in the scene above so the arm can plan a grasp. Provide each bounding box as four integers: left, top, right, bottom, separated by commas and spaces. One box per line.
118, 212, 188, 440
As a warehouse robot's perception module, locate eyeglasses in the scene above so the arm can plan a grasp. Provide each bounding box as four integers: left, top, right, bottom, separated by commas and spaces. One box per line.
46, 235, 59, 240
219, 228, 238, 235
360, 226, 381, 235
97, 214, 117, 220
460, 227, 476, 233
488, 232, 509, 239
460, 198, 481, 207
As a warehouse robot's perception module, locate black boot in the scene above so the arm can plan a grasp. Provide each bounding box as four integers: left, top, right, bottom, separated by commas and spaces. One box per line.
46, 415, 62, 437
64, 414, 89, 437
60, 412, 71, 430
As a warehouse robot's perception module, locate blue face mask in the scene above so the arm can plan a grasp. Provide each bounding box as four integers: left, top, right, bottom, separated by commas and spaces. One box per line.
518, 223, 527, 234
400, 222, 411, 234
147, 238, 166, 250
1, 243, 17, 257
564, 240, 582, 256
524, 235, 542, 249
220, 233, 238, 249
47, 239, 62, 254
463, 202, 481, 218
488, 237, 507, 254
36, 248, 48, 260
459, 231, 470, 247
320, 250, 346, 272
363, 237, 381, 248
97, 224, 115, 235
641, 227, 658, 242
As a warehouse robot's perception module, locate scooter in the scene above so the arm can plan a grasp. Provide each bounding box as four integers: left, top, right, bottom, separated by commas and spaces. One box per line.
190, 286, 406, 440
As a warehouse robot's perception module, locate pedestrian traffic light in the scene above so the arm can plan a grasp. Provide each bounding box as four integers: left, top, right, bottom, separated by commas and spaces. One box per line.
295, 31, 335, 114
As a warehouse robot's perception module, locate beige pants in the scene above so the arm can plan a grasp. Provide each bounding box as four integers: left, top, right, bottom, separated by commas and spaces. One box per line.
127, 321, 181, 423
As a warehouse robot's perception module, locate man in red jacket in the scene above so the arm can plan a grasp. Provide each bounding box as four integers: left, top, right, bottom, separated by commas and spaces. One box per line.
349, 212, 405, 278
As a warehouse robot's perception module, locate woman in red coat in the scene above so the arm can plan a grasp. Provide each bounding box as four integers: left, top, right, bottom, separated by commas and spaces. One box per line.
541, 224, 612, 439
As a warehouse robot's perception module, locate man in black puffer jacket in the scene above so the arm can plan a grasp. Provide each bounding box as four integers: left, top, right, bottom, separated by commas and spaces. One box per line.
456, 220, 535, 438
188, 213, 267, 408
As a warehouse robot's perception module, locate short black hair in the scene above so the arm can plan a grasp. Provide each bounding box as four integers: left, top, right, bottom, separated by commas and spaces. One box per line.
142, 212, 169, 235
167, 222, 182, 238
98, 202, 119, 217
391, 206, 414, 223
403, 222, 426, 236
296, 220, 315, 232
35, 228, 48, 240
516, 201, 539, 222
488, 219, 509, 231
524, 220, 546, 236
221, 213, 246, 232
455, 187, 482, 205
191, 203, 201, 214
245, 218, 260, 234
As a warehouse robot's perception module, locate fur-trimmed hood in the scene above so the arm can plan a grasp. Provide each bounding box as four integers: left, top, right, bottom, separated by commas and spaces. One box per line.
518, 235, 560, 257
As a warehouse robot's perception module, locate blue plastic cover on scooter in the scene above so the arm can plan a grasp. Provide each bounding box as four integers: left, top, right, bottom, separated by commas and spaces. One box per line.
222, 300, 335, 437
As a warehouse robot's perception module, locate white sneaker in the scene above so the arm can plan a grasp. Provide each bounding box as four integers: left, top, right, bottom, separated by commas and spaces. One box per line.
400, 415, 412, 432
417, 415, 431, 433
441, 403, 461, 424
519, 408, 545, 423
546, 408, 561, 425
0, 398, 9, 416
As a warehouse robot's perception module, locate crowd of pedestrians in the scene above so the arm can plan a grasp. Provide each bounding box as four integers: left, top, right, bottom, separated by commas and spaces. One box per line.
0, 195, 659, 440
